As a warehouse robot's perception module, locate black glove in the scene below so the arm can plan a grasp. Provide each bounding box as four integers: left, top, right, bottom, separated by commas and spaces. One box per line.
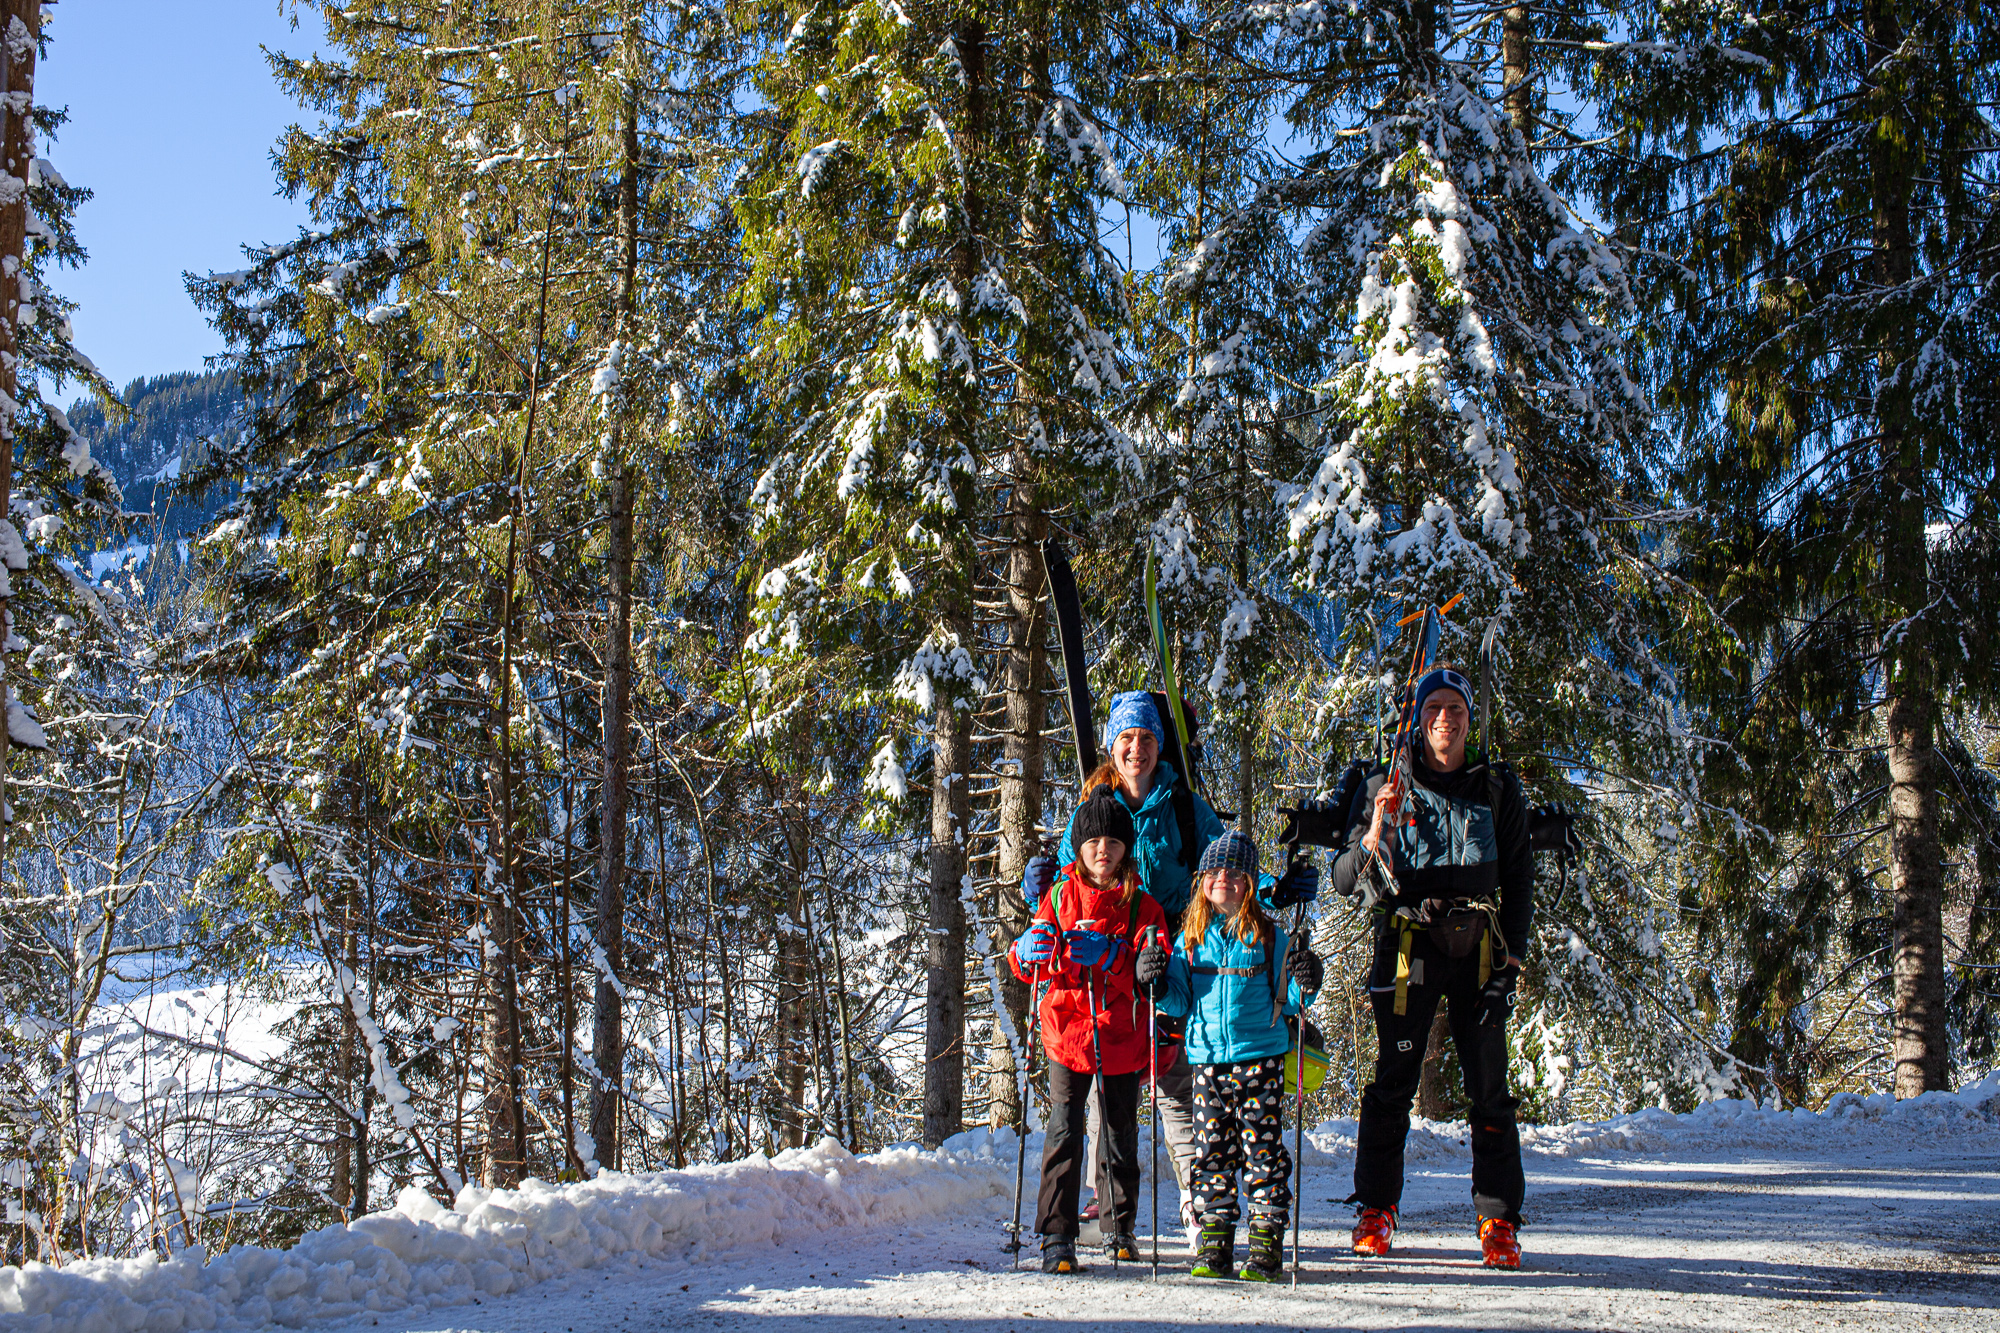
1286, 936, 1323, 994
1477, 966, 1519, 1028
1528, 806, 1582, 855
1135, 934, 1169, 990
1270, 860, 1320, 908
1276, 796, 1346, 849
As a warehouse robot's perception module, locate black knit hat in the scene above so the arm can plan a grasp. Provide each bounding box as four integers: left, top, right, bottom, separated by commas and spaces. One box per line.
1072, 786, 1136, 851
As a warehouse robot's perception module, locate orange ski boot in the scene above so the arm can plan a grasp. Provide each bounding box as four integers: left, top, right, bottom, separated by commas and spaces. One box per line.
1351, 1206, 1396, 1257
1479, 1218, 1521, 1270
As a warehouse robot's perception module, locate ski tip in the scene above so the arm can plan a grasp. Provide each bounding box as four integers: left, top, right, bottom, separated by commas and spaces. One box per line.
1439, 591, 1465, 616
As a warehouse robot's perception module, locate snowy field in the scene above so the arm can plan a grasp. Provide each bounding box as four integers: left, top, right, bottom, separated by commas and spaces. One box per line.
6, 1081, 1999, 1333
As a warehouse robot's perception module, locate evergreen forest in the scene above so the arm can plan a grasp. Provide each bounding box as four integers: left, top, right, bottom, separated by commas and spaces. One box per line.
2, 0, 1996, 1267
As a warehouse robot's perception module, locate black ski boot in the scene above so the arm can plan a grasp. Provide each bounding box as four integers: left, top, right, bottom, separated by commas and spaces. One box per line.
1103, 1230, 1139, 1262
1238, 1217, 1285, 1282
1189, 1223, 1235, 1279
1041, 1235, 1082, 1274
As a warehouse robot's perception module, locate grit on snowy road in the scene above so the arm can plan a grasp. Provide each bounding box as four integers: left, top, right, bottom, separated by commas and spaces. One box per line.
8, 1086, 1999, 1332
336, 1140, 2000, 1333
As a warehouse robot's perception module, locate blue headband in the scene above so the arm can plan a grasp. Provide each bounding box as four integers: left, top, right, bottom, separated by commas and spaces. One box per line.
1104, 691, 1167, 751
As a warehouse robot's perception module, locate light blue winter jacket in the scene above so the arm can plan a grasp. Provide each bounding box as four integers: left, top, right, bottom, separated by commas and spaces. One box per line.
1055, 761, 1225, 918
1157, 921, 1313, 1065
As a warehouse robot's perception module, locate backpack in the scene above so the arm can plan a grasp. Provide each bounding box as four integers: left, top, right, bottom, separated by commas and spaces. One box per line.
1146, 690, 1209, 871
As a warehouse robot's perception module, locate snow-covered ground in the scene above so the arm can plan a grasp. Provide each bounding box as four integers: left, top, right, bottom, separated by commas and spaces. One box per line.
7, 1080, 1999, 1333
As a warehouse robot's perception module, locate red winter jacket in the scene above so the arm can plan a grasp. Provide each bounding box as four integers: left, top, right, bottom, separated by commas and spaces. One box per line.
1009, 865, 1169, 1076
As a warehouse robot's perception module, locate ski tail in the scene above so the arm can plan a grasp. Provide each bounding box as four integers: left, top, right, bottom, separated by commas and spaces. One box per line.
1144, 547, 1199, 792
1043, 538, 1099, 782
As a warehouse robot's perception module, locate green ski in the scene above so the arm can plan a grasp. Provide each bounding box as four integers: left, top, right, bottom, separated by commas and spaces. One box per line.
1144, 547, 1194, 782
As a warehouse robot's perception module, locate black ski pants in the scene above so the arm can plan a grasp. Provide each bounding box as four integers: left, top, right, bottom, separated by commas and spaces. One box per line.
1354, 927, 1524, 1225
1038, 1063, 1140, 1238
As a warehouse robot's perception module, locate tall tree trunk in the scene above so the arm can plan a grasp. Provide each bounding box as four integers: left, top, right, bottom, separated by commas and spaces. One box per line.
988, 0, 1048, 1133
772, 826, 816, 1148
1416, 1007, 1454, 1119
1867, 0, 1947, 1096
0, 1, 41, 874
483, 631, 530, 1185
1233, 436, 1254, 827
922, 12, 985, 1151
589, 33, 643, 1169
927, 690, 973, 1145
1501, 6, 1531, 137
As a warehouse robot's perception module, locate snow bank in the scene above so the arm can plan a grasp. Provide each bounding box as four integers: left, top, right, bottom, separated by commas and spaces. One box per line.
1305, 1073, 2000, 1165
1522, 1072, 2000, 1158
0, 1134, 1013, 1333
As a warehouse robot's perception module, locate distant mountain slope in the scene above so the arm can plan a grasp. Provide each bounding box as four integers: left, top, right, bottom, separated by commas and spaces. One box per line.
67, 369, 241, 538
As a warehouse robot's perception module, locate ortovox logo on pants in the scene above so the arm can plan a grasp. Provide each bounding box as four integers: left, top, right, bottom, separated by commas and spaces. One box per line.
1397, 1039, 1414, 1051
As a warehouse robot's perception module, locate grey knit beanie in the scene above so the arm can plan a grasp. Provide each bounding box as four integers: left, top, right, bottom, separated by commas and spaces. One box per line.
1196, 830, 1259, 877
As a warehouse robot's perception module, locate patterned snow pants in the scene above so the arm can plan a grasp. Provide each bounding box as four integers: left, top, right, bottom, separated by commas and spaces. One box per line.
1190, 1055, 1291, 1226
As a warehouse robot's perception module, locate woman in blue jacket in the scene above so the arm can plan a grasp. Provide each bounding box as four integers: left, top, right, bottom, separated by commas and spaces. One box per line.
1141, 831, 1323, 1281
1025, 693, 1318, 1251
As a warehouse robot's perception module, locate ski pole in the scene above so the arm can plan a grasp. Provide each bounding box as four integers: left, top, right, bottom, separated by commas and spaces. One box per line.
1146, 927, 1160, 1280
1290, 902, 1310, 1288
1009, 965, 1041, 1268
1085, 964, 1112, 1269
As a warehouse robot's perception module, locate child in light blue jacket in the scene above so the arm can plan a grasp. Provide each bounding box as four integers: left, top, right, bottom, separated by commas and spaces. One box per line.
1143, 830, 1323, 1281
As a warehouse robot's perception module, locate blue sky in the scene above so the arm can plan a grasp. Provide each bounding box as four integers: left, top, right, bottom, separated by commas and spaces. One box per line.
39, 2, 321, 392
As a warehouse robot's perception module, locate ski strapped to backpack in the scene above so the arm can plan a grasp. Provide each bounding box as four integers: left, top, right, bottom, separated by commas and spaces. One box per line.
1042, 537, 1100, 783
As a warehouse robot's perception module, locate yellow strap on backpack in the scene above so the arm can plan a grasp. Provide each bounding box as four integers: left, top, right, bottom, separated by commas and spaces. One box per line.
1393, 925, 1414, 1016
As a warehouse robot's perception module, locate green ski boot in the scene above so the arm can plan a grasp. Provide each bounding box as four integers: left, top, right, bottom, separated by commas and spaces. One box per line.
1189, 1223, 1235, 1279
1238, 1217, 1285, 1282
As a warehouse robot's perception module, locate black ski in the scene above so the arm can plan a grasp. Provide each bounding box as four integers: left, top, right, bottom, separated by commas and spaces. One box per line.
1043, 537, 1099, 782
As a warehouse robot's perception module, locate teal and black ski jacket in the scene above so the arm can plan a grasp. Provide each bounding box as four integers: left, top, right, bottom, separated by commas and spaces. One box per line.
1155, 921, 1312, 1065
1054, 761, 1225, 919
1330, 751, 1534, 951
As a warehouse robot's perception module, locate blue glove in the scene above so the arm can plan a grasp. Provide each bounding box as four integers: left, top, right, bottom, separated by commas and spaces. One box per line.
1063, 929, 1124, 972
1270, 860, 1320, 908
1021, 855, 1055, 909
1014, 921, 1057, 966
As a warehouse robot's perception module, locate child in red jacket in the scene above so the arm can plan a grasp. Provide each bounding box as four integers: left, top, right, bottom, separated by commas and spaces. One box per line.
1010, 786, 1168, 1274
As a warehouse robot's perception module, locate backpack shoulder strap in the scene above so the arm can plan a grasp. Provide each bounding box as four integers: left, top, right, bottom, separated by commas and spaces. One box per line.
1173, 780, 1199, 872
1266, 932, 1278, 1011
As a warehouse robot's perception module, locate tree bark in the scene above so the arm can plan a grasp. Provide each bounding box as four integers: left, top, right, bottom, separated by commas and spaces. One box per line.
1416, 1007, 1454, 1119
987, 0, 1048, 1133
922, 12, 984, 1152
588, 24, 643, 1170
926, 687, 973, 1145
1501, 6, 1532, 138
1866, 0, 1948, 1096
0, 1, 41, 873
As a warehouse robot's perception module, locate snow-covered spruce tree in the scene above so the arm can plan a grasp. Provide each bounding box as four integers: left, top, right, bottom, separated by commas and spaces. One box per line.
1082, 2, 1332, 838
1595, 0, 2000, 1097
191, 2, 613, 1197
1178, 0, 1742, 1113
190, 0, 778, 1200
738, 0, 1132, 1142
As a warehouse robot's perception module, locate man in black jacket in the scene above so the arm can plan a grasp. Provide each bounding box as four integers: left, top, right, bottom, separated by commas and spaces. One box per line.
1330, 667, 1532, 1269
